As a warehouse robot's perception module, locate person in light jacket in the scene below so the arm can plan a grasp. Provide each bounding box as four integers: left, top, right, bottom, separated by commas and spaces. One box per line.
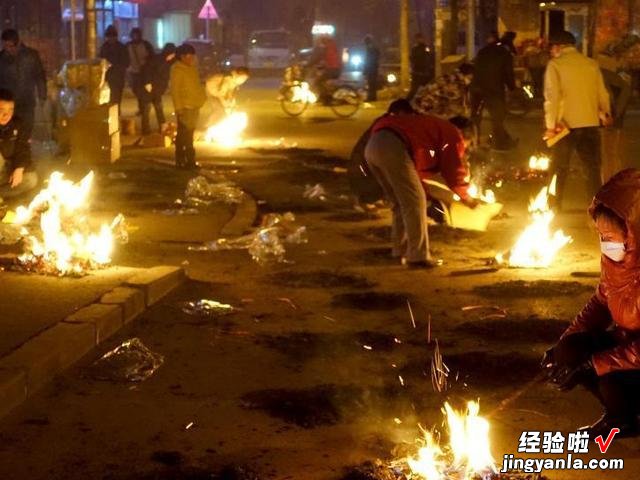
170, 44, 206, 169
543, 30, 612, 210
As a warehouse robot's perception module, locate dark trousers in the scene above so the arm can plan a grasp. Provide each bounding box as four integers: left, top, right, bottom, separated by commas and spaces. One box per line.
555, 332, 640, 421
365, 72, 378, 101
407, 72, 431, 101
175, 109, 199, 167
142, 94, 165, 134
313, 68, 341, 104
16, 102, 35, 139
470, 91, 512, 148
130, 72, 146, 116
552, 127, 601, 209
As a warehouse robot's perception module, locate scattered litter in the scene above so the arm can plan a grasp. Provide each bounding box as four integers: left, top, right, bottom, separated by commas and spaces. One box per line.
363, 345, 373, 351
88, 338, 164, 383
398, 375, 405, 386
323, 315, 336, 322
317, 250, 328, 255
393, 338, 402, 344
181, 299, 236, 317
394, 418, 402, 424
185, 421, 195, 430
303, 183, 328, 201
333, 167, 348, 174
107, 172, 127, 180
185, 176, 244, 204
160, 208, 199, 216
190, 211, 307, 265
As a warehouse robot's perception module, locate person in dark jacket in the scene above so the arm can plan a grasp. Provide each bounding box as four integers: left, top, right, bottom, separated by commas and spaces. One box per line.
142, 43, 177, 134
0, 29, 46, 139
0, 89, 37, 201
408, 34, 434, 100
543, 169, 640, 439
364, 100, 476, 268
363, 35, 380, 102
99, 25, 129, 109
499, 31, 518, 56
127, 27, 155, 133
470, 32, 517, 150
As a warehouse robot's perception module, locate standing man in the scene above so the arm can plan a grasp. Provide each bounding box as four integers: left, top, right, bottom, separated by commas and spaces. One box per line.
127, 28, 155, 134
408, 34, 433, 100
170, 44, 206, 169
363, 35, 380, 102
0, 29, 46, 139
364, 100, 476, 268
544, 31, 611, 209
0, 89, 38, 201
99, 25, 129, 109
143, 43, 177, 134
470, 32, 517, 150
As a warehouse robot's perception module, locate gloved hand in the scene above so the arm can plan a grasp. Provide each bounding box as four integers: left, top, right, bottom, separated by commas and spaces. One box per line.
540, 347, 555, 370
548, 358, 595, 392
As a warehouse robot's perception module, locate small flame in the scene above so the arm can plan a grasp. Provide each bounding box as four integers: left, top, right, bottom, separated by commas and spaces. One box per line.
500, 175, 572, 268
290, 82, 317, 104
467, 183, 496, 204
407, 401, 496, 480
10, 171, 124, 275
528, 154, 550, 171
204, 112, 248, 148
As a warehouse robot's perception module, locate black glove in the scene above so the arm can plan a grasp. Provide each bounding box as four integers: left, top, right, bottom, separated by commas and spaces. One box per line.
548, 359, 595, 392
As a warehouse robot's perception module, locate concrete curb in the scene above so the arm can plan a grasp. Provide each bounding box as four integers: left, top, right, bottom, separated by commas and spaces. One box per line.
0, 265, 185, 421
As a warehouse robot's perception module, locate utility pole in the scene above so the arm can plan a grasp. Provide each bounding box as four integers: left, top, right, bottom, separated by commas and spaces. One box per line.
400, 0, 410, 90
466, 0, 475, 60
85, 0, 97, 58
70, 0, 77, 60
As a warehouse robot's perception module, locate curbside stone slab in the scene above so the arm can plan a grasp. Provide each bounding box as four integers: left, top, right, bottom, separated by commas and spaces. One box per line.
0, 322, 95, 395
0, 368, 27, 419
125, 266, 185, 306
65, 303, 123, 344
100, 287, 145, 324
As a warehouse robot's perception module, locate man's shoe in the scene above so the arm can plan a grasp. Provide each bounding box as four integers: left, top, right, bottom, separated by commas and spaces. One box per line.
578, 413, 640, 439
405, 259, 443, 269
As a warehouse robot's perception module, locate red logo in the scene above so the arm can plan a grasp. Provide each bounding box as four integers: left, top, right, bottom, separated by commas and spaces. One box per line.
594, 428, 620, 453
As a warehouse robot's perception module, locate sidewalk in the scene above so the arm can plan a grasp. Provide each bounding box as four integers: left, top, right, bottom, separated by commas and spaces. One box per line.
0, 150, 257, 418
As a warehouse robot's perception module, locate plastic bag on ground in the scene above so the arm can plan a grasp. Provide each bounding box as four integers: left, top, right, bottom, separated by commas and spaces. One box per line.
181, 299, 236, 317
88, 338, 164, 383
185, 176, 244, 204
303, 183, 328, 201
248, 227, 286, 264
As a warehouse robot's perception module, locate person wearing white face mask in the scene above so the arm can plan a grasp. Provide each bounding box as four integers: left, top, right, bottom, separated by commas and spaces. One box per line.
541, 168, 640, 439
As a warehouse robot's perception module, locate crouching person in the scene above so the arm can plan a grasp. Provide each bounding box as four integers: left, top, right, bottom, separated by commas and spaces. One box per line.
364, 99, 477, 268
170, 44, 206, 169
0, 88, 37, 201
543, 168, 640, 438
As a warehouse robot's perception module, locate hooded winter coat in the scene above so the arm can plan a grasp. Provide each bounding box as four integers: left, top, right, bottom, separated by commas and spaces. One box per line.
562, 168, 640, 375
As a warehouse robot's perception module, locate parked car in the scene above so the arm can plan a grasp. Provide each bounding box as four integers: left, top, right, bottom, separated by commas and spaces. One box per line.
247, 30, 292, 70
184, 39, 231, 77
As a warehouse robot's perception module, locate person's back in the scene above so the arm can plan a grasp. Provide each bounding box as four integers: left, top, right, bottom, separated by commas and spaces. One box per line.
322, 38, 342, 71
545, 47, 609, 129
170, 60, 205, 112
471, 42, 514, 96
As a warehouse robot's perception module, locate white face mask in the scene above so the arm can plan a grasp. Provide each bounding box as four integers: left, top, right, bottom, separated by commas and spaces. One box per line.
601, 241, 626, 262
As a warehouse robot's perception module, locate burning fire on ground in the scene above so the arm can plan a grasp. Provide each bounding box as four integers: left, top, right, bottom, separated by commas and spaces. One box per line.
204, 111, 249, 148
405, 400, 496, 480
3, 171, 125, 276
528, 155, 550, 172
496, 175, 571, 268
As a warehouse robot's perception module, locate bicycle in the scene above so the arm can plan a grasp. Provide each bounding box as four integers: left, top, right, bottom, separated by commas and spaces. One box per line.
279, 65, 361, 118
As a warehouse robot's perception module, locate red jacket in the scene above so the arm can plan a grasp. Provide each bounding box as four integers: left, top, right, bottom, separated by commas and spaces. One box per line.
372, 113, 471, 199
323, 39, 342, 70
562, 168, 640, 375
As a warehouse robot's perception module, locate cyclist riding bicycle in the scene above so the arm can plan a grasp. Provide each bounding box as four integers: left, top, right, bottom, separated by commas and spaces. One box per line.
307, 36, 343, 104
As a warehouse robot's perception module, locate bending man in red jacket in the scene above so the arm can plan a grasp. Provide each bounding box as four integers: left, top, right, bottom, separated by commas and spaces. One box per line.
364, 100, 476, 268
543, 169, 640, 438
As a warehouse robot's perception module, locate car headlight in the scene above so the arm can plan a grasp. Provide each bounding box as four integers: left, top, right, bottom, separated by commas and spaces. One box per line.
387, 73, 398, 84
350, 54, 363, 68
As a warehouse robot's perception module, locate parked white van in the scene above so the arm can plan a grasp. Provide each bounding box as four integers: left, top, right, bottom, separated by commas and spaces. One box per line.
247, 30, 291, 70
